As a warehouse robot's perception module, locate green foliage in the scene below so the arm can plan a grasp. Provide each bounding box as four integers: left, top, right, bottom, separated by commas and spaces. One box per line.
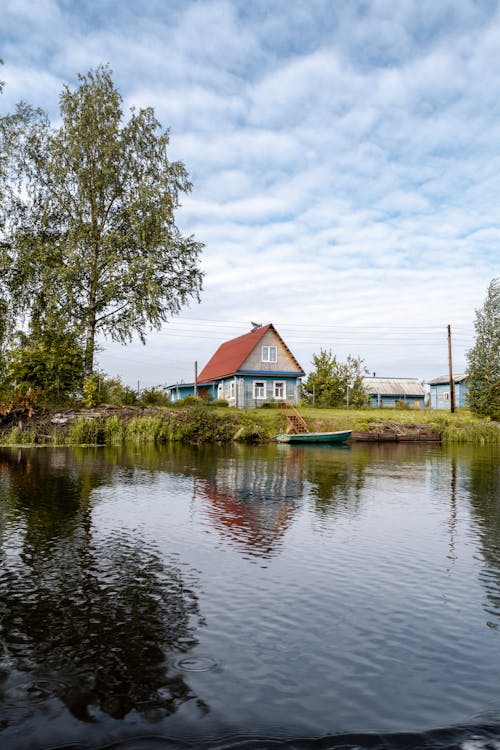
126, 416, 170, 443
174, 395, 206, 407
101, 377, 138, 405
6, 323, 84, 403
302, 349, 369, 408
169, 407, 236, 443
138, 387, 168, 406
104, 415, 125, 445
210, 399, 229, 407
81, 376, 100, 408
2, 65, 204, 379
395, 400, 411, 410
81, 375, 138, 407
68, 417, 103, 445
466, 278, 500, 420
5, 427, 37, 445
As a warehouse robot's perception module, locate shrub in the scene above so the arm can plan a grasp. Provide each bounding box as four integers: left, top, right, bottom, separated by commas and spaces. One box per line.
395, 400, 411, 410
139, 387, 169, 406
175, 395, 206, 407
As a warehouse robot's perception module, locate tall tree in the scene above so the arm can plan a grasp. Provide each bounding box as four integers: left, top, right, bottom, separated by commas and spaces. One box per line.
2, 65, 203, 378
466, 278, 500, 420
302, 349, 369, 408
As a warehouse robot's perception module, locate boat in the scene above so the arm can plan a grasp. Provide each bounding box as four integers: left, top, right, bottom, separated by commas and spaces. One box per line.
276, 430, 352, 444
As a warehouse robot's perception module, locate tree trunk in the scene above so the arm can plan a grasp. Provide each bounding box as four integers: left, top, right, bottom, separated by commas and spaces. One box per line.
84, 316, 95, 380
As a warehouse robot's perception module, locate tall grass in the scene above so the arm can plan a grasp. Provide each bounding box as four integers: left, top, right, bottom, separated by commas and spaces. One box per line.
68, 417, 104, 445
5, 427, 37, 445
0, 406, 498, 447
126, 416, 170, 444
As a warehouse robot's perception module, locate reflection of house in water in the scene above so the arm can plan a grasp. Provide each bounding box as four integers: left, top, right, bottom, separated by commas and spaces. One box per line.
195, 450, 303, 559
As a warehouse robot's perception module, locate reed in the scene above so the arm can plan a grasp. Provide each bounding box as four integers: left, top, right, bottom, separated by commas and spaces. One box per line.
5, 427, 37, 445
68, 417, 103, 445
104, 415, 125, 445
125, 416, 170, 443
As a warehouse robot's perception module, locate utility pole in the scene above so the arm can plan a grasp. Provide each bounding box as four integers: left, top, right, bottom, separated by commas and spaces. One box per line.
447, 324, 455, 413
194, 361, 198, 397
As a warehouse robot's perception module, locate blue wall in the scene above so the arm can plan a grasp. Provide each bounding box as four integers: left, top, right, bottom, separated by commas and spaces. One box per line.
166, 375, 301, 407
368, 394, 425, 408
429, 381, 468, 410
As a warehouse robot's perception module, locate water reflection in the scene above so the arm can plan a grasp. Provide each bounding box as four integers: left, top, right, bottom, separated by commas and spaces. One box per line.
300, 445, 368, 516
463, 448, 500, 624
0, 448, 205, 730
194, 446, 302, 558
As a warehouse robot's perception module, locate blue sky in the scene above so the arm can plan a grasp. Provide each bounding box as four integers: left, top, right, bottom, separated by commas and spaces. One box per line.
1, 0, 498, 387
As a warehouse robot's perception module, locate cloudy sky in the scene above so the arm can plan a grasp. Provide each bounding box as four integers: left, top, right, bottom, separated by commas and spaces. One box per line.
1, 0, 498, 387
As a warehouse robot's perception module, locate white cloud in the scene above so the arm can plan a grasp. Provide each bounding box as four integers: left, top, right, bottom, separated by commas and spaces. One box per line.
1, 0, 498, 386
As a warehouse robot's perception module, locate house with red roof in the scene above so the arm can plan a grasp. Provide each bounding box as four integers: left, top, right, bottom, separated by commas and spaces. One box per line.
165, 324, 305, 407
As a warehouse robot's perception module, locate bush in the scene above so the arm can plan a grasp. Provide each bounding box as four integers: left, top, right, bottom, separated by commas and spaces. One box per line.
174, 395, 206, 407
139, 387, 169, 406
395, 400, 411, 409
211, 399, 229, 407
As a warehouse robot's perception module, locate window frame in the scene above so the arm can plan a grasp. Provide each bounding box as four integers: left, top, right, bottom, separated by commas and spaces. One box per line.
273, 380, 286, 400
261, 345, 277, 363
253, 380, 266, 399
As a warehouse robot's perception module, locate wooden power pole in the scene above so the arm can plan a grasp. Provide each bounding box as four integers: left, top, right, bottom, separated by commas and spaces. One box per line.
447, 324, 455, 413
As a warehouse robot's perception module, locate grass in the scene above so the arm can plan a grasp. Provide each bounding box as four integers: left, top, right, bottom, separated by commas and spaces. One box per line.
216, 405, 499, 444
0, 405, 497, 446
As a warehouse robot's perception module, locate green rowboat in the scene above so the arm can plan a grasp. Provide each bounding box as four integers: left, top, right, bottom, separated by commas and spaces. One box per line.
276, 430, 352, 444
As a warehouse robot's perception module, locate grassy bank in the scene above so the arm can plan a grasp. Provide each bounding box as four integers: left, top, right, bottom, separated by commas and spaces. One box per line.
0, 404, 498, 447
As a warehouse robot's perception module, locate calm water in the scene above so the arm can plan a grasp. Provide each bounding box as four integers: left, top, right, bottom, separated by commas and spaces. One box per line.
0, 442, 499, 750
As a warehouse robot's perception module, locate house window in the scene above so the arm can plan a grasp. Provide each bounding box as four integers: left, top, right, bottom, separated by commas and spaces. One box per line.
253, 381, 266, 399
273, 381, 286, 400
262, 345, 277, 363
443, 391, 450, 401
218, 383, 224, 397
230, 381, 235, 399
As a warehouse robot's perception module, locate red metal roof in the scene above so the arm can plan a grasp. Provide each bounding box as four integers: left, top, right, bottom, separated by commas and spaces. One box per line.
198, 324, 273, 383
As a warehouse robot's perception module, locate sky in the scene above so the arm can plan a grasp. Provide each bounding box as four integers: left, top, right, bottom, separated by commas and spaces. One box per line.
1, 0, 499, 388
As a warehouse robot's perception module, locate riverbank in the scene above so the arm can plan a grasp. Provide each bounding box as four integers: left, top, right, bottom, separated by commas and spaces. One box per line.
0, 403, 498, 446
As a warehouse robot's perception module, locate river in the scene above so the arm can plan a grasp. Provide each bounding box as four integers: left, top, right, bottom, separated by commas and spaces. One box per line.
0, 442, 499, 750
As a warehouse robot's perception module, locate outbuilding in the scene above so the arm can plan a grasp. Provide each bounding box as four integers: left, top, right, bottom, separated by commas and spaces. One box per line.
362, 377, 426, 409
427, 374, 468, 410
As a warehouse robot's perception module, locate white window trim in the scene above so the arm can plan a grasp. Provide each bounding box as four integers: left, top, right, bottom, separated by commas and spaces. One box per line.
443, 391, 450, 401
230, 381, 235, 398
253, 380, 266, 399
273, 380, 286, 400
262, 345, 277, 363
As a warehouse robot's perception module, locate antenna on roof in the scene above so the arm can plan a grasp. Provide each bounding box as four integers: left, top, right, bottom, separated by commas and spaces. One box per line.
250, 321, 262, 330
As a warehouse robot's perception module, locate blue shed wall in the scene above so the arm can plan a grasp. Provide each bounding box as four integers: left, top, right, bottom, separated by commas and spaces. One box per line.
430, 382, 468, 410
368, 394, 425, 408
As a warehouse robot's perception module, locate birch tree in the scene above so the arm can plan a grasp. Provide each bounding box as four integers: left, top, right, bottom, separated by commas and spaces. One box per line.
2, 65, 203, 378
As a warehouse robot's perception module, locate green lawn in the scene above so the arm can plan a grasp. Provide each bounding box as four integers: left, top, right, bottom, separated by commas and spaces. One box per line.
213, 405, 499, 443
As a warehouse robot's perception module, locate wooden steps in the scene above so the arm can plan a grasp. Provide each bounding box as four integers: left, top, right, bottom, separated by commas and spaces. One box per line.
278, 401, 309, 434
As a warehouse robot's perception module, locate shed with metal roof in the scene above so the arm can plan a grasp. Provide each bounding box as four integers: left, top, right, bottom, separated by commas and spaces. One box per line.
362, 377, 426, 409
427, 374, 468, 410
